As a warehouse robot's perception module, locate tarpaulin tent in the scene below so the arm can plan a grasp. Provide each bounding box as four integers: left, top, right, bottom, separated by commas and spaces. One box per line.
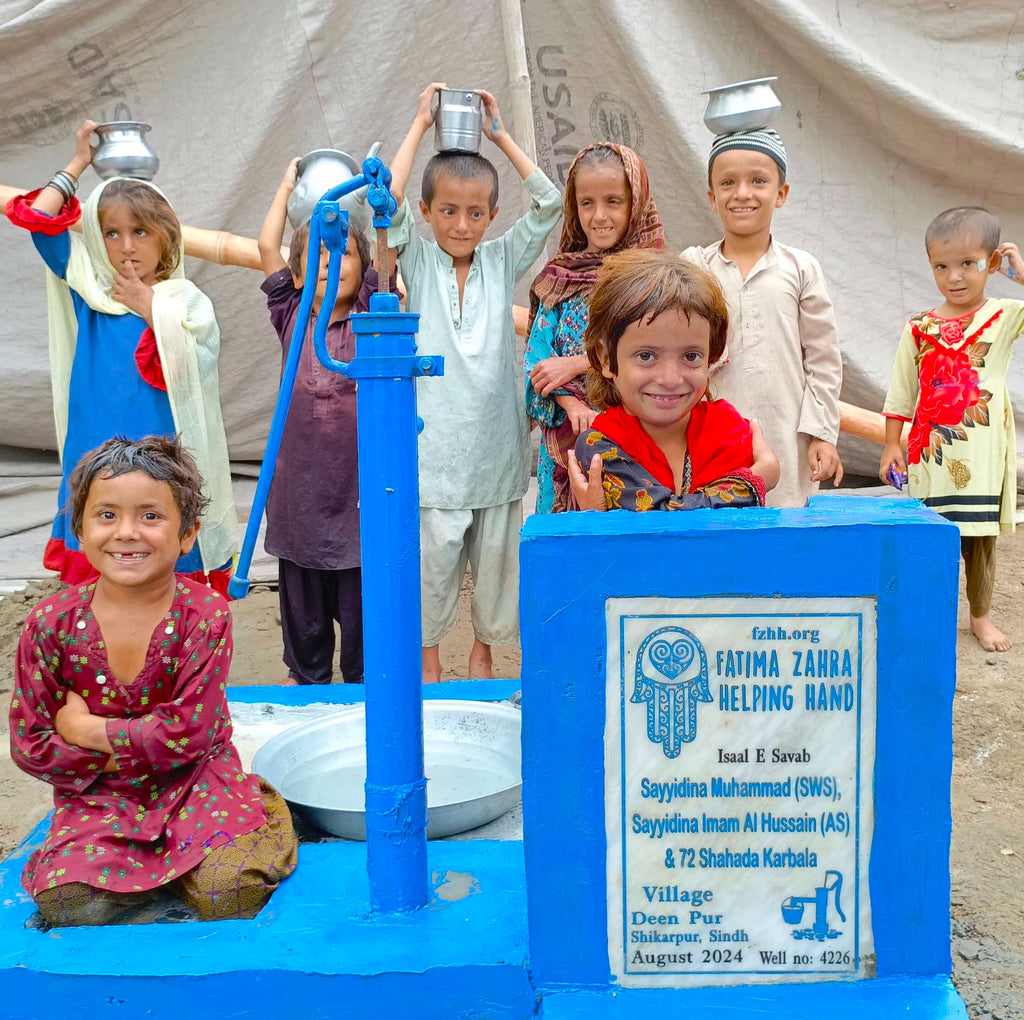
3, 0, 1024, 576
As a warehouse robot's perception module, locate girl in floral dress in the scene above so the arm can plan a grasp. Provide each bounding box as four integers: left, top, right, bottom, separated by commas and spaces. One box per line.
10, 436, 296, 926
881, 207, 1024, 652
523, 143, 664, 512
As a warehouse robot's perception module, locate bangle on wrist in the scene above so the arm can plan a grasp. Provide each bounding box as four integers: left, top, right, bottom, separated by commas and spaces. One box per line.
47, 169, 79, 201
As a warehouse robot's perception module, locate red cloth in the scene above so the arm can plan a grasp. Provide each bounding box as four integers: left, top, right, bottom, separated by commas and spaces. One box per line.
43, 537, 233, 598
5, 189, 82, 234
591, 399, 754, 492
134, 327, 167, 390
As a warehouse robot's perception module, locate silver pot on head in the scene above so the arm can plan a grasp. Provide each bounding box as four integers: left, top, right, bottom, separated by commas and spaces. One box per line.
702, 77, 782, 135
90, 122, 160, 180
287, 143, 382, 233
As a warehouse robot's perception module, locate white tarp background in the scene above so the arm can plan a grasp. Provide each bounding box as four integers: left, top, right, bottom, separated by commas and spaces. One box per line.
2, 0, 1024, 577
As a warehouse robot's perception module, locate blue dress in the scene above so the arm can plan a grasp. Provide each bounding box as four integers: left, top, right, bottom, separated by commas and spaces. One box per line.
31, 229, 204, 574
523, 293, 591, 513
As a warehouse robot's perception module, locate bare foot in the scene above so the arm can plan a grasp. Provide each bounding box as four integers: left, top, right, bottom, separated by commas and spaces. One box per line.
468, 639, 494, 679
422, 645, 442, 684
279, 676, 299, 686
970, 613, 1011, 652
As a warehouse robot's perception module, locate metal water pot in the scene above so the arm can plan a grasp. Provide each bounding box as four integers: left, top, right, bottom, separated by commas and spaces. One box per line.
90, 122, 160, 180
287, 143, 382, 232
433, 88, 483, 153
702, 77, 782, 135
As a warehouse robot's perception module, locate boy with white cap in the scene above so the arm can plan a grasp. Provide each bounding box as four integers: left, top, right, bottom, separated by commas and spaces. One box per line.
683, 128, 843, 507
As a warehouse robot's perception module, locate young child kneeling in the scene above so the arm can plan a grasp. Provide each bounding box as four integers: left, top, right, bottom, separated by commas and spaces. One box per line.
569, 250, 780, 511
10, 437, 297, 927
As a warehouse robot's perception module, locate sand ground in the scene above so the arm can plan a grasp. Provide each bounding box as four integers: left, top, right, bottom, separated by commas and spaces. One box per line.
0, 551, 1021, 1018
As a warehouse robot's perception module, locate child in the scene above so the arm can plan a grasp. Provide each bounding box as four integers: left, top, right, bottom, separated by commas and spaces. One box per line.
568, 250, 780, 511
880, 207, 1024, 652
682, 127, 843, 507
9, 436, 297, 927
388, 83, 562, 683
5, 119, 237, 593
524, 143, 664, 513
256, 158, 394, 685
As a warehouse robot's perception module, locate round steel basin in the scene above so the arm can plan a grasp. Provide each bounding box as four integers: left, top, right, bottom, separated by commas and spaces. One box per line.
252, 699, 521, 840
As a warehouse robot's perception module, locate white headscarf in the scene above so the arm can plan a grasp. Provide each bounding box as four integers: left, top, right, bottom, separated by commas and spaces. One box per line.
45, 177, 238, 572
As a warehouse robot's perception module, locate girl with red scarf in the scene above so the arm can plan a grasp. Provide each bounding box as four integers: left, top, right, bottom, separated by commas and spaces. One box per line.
524, 144, 664, 512
568, 250, 780, 512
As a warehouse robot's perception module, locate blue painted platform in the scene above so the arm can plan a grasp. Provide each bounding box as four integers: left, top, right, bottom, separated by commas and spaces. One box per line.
0, 829, 532, 1020
0, 680, 534, 1020
537, 979, 966, 1018
0, 500, 970, 1018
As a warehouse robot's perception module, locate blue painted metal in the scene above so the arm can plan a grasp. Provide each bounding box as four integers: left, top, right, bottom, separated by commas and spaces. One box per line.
351, 292, 430, 913
229, 159, 437, 912
519, 498, 963, 1000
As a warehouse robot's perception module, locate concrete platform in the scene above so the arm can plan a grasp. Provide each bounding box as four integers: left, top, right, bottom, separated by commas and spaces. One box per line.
0, 679, 966, 1019
0, 831, 533, 1020
537, 980, 967, 1019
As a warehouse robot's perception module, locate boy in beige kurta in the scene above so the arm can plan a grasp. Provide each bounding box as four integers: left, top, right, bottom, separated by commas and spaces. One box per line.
683, 128, 843, 508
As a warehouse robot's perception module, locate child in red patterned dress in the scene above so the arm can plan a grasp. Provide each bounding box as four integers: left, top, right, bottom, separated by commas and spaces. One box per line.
568, 250, 780, 511
10, 436, 297, 927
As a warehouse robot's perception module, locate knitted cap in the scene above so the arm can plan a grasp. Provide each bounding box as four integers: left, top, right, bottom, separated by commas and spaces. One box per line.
708, 128, 787, 176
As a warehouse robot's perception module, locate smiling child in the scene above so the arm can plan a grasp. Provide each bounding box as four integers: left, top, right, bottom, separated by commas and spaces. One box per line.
524, 143, 665, 513
881, 207, 1024, 651
10, 436, 297, 927
682, 127, 844, 507
569, 250, 779, 511
386, 83, 561, 682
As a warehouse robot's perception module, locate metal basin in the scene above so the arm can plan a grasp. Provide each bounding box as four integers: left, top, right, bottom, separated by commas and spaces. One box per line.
702, 76, 782, 135
252, 699, 521, 839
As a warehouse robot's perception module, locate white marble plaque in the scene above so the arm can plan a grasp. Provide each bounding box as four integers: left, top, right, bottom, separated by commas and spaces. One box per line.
605, 597, 876, 987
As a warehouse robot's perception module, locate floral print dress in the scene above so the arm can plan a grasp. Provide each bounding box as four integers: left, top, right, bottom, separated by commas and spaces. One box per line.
10, 579, 266, 898
883, 298, 1023, 535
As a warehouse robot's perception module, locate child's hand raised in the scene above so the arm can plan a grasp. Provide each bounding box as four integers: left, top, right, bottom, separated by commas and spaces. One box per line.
997, 242, 1024, 283
75, 120, 98, 166
477, 90, 505, 142
111, 262, 155, 324
807, 438, 843, 487
568, 449, 607, 511
416, 82, 447, 128
281, 156, 301, 191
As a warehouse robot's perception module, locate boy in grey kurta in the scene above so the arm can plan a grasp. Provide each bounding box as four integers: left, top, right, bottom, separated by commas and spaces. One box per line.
388, 83, 561, 682
683, 128, 843, 508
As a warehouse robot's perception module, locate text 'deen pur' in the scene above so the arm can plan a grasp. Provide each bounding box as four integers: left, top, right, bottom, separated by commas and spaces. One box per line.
605, 597, 877, 988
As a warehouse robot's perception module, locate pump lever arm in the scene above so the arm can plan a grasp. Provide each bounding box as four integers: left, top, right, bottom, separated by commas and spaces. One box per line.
825, 870, 845, 922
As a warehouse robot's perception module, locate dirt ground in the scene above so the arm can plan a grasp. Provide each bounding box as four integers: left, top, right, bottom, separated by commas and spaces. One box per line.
0, 552, 1021, 1018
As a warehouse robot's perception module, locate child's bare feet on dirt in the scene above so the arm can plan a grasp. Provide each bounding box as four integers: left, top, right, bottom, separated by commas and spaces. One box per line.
971, 613, 1011, 652
468, 639, 494, 679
